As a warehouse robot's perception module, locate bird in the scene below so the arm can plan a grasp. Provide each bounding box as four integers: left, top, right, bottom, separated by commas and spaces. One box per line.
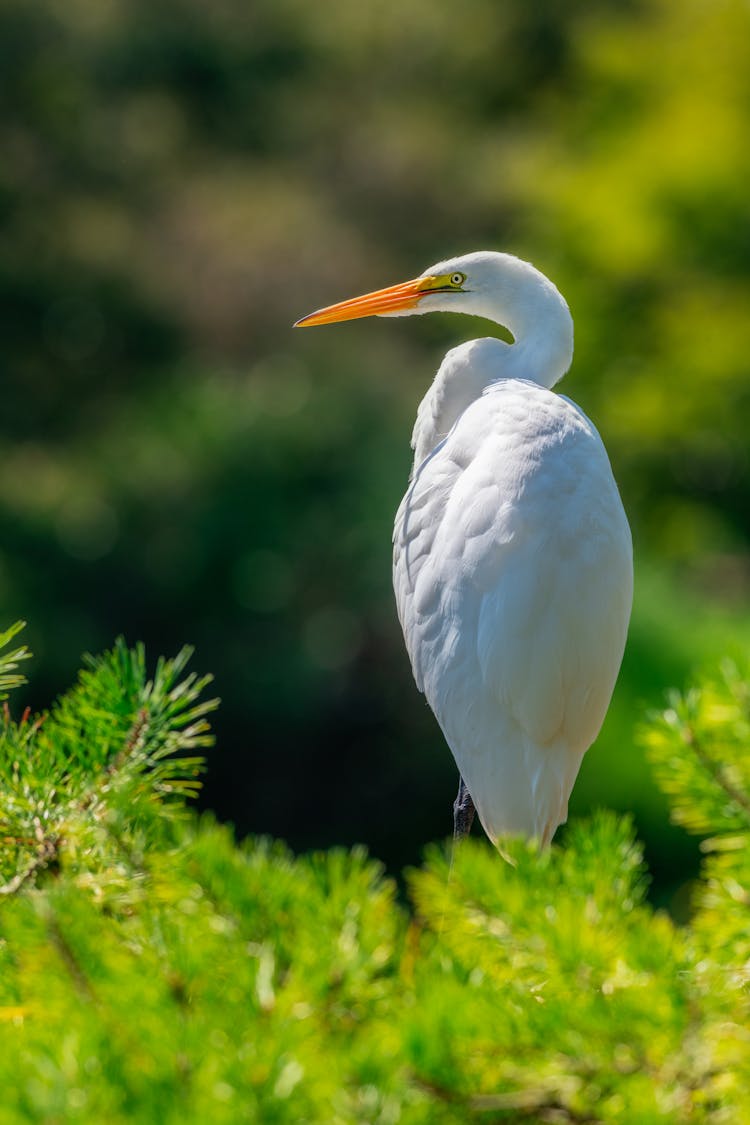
295, 251, 632, 848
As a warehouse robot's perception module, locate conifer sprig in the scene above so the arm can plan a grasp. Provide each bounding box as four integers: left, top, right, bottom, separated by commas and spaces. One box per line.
0, 621, 30, 700
642, 659, 750, 840
0, 634, 218, 897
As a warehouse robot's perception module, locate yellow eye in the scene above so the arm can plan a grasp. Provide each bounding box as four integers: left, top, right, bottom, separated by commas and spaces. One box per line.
450, 272, 465, 287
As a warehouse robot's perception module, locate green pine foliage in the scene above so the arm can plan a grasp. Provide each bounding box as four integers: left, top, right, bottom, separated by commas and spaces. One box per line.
0, 622, 30, 701
1, 625, 750, 1123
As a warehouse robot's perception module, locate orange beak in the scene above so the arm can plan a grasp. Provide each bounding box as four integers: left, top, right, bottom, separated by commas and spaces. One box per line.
294, 275, 442, 327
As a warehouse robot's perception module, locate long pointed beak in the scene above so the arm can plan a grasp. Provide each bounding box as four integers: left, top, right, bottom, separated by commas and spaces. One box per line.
294, 275, 438, 327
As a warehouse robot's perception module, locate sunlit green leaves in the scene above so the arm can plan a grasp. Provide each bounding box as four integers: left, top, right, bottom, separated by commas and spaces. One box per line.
0, 821, 408, 1125
406, 819, 685, 1123
643, 660, 750, 839
5, 640, 750, 1120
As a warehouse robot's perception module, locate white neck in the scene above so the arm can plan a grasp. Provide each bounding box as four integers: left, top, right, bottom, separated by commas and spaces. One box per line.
409, 253, 574, 467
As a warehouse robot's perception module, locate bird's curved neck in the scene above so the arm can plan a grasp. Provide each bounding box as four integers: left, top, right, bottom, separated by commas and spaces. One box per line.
412, 324, 573, 470
469, 270, 575, 391
410, 266, 574, 467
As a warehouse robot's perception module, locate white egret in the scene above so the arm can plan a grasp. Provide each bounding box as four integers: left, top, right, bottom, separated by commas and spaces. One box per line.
295, 251, 632, 847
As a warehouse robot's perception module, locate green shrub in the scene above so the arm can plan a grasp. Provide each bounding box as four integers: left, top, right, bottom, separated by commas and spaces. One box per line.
1, 624, 748, 1123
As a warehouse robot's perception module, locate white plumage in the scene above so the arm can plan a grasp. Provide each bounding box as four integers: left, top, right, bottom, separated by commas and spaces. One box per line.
296, 251, 633, 847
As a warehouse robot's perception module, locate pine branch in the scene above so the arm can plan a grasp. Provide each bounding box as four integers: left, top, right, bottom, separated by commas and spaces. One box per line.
684, 722, 750, 825
0, 621, 31, 700
0, 638, 218, 898
0, 830, 59, 897
643, 663, 750, 838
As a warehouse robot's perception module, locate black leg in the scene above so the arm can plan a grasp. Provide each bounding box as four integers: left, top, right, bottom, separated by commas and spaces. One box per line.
453, 775, 475, 841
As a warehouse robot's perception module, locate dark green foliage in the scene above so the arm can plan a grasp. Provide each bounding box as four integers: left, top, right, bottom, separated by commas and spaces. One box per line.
1, 629, 750, 1122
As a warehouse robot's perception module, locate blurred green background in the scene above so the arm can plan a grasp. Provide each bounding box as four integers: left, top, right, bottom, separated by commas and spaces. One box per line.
1, 0, 749, 908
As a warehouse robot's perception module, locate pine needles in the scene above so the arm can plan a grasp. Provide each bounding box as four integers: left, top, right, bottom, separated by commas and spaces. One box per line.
2, 627, 750, 1122
0, 622, 30, 700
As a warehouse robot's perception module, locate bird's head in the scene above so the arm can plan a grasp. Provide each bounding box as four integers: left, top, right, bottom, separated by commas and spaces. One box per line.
295, 250, 574, 386
294, 248, 572, 329
294, 255, 477, 327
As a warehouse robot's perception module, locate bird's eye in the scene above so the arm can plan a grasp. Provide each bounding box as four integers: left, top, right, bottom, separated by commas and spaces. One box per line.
450, 272, 465, 287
